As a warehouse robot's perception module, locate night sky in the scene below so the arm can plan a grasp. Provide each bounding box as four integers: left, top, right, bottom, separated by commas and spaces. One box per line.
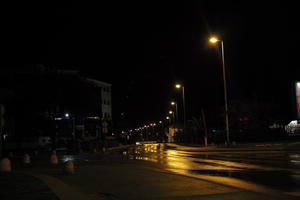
1, 1, 295, 129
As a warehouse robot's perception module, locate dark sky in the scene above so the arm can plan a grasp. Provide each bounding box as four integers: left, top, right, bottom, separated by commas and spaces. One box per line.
1, 1, 296, 129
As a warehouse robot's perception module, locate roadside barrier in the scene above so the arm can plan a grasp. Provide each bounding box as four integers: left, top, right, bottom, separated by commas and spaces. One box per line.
50, 153, 58, 164
63, 160, 74, 174
0, 158, 11, 172
23, 154, 31, 164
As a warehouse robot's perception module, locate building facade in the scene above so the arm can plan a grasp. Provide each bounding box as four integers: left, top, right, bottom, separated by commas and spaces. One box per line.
85, 78, 112, 120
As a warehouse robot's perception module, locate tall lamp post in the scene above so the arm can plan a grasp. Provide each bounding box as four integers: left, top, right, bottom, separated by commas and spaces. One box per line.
175, 84, 186, 137
169, 111, 175, 128
166, 116, 171, 143
209, 36, 230, 145
171, 101, 178, 128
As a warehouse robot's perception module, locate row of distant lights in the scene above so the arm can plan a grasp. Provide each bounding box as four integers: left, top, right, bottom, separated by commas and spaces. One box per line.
121, 121, 163, 134
121, 84, 184, 134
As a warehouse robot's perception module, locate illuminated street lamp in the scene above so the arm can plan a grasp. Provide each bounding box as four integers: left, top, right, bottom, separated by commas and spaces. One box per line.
166, 116, 172, 142
209, 37, 219, 43
169, 110, 175, 128
209, 35, 230, 145
170, 101, 178, 128
175, 84, 186, 136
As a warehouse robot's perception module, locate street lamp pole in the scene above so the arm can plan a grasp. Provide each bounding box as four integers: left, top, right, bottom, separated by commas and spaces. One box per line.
166, 116, 171, 143
221, 41, 230, 145
182, 86, 186, 137
169, 111, 175, 128
175, 84, 186, 137
209, 37, 230, 145
171, 102, 178, 129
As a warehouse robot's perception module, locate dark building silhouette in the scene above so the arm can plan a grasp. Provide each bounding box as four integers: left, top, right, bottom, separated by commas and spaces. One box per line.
1, 65, 112, 151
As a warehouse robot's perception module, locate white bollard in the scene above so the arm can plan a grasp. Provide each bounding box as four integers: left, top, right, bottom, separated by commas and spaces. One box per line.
50, 153, 58, 164
0, 158, 11, 172
63, 160, 74, 174
23, 154, 31, 164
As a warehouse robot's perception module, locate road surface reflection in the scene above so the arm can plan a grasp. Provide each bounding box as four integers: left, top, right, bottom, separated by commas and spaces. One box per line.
123, 143, 300, 195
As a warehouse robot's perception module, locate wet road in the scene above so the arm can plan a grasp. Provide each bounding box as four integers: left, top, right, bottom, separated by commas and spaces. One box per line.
58, 143, 300, 198
121, 143, 300, 196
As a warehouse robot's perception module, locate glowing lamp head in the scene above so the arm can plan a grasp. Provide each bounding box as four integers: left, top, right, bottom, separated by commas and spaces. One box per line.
166, 116, 170, 120
171, 101, 176, 105
209, 37, 219, 43
65, 113, 69, 117
175, 84, 182, 89
169, 111, 173, 114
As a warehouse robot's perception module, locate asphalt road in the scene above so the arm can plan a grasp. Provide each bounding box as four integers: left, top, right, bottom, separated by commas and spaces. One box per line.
125, 144, 300, 194
50, 143, 300, 199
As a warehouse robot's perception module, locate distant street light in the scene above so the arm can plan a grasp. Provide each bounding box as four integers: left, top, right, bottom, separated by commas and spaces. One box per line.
170, 101, 178, 129
175, 84, 186, 136
209, 36, 230, 145
166, 116, 172, 143
169, 111, 175, 128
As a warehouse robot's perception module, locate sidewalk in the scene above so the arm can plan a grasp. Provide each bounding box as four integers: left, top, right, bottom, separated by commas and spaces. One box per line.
0, 172, 59, 200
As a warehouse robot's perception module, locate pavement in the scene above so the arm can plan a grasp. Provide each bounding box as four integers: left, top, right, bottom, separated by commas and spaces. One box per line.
1, 141, 300, 200
0, 172, 59, 200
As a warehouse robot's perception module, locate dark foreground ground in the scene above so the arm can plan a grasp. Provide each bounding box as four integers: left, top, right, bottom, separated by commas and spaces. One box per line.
1, 141, 300, 200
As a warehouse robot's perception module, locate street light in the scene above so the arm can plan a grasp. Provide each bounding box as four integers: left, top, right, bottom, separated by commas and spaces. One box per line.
209, 35, 230, 145
169, 110, 175, 128
170, 101, 178, 129
175, 84, 186, 136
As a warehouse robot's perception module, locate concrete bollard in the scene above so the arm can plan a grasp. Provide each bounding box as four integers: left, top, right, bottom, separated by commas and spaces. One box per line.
63, 160, 74, 174
50, 153, 58, 164
0, 158, 12, 172
23, 154, 31, 164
